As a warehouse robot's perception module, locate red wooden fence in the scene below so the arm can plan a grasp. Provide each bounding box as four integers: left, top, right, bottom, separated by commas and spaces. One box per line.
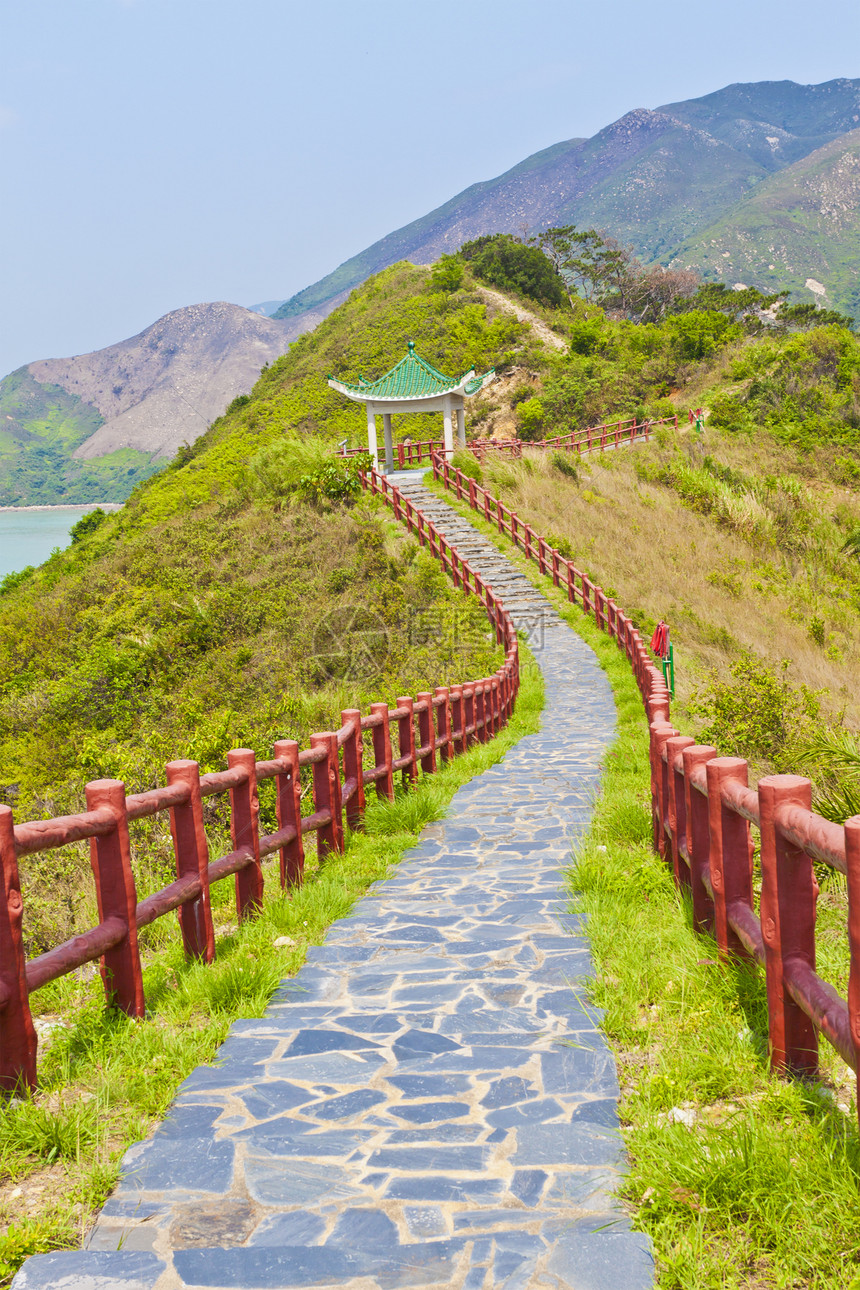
0, 472, 519, 1092
432, 451, 860, 1120
335, 412, 680, 468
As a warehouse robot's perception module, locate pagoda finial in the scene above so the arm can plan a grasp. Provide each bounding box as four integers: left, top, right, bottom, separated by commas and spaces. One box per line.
407, 340, 415, 353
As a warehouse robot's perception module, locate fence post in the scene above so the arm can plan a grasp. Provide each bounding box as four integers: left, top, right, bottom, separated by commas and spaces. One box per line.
273, 739, 304, 888
450, 685, 465, 755
397, 696, 419, 787
649, 722, 675, 856
340, 710, 366, 830
474, 682, 487, 743
85, 779, 145, 1016
497, 499, 504, 535
847, 816, 860, 1130
705, 757, 754, 962
666, 735, 696, 890
0, 805, 37, 1092
166, 759, 214, 961
682, 746, 717, 933
524, 525, 533, 562
370, 703, 394, 801
227, 749, 264, 919
758, 774, 818, 1078
434, 687, 452, 763
583, 577, 592, 616
310, 732, 344, 859
566, 562, 576, 604
462, 684, 476, 749
416, 693, 436, 774
551, 548, 561, 588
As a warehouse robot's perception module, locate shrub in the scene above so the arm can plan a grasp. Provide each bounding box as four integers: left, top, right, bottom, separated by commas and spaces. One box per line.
70, 509, 108, 543
689, 654, 822, 769
517, 397, 545, 439
551, 451, 579, 481
569, 319, 606, 356
248, 437, 370, 505
429, 255, 464, 293
449, 450, 483, 484
663, 310, 741, 361
459, 235, 566, 309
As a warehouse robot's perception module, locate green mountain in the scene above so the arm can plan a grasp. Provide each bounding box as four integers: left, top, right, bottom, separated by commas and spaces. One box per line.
0, 365, 159, 506
670, 129, 860, 317
0, 303, 298, 505
273, 78, 860, 324
0, 262, 522, 828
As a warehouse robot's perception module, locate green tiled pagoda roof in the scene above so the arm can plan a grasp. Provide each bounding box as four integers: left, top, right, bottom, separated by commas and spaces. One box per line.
328, 341, 493, 401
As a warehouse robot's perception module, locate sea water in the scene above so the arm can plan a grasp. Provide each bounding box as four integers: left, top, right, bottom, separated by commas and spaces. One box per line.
0, 507, 115, 580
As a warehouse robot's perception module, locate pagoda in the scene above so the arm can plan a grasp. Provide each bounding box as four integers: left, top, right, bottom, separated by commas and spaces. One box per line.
327, 342, 495, 471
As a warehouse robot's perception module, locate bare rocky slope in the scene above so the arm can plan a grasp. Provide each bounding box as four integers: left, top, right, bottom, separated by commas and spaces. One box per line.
30, 302, 298, 459
273, 77, 860, 324
0, 301, 323, 504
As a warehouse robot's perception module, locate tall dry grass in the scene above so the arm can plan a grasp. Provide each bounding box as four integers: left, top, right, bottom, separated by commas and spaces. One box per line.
481, 429, 860, 731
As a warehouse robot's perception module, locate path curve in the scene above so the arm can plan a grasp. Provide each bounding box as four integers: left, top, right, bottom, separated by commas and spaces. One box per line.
14, 479, 652, 1290
475, 287, 568, 353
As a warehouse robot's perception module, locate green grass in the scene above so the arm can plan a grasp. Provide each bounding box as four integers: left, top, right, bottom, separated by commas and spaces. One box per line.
0, 648, 544, 1284
428, 471, 860, 1288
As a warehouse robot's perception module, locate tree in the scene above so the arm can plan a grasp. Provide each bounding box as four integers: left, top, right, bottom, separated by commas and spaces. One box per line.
533, 226, 623, 306
429, 255, 464, 293
533, 226, 699, 321
777, 301, 855, 331
459, 234, 566, 309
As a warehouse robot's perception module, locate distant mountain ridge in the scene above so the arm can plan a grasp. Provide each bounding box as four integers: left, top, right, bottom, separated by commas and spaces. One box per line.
273, 77, 860, 323
671, 129, 860, 316
6, 76, 860, 507
0, 303, 302, 505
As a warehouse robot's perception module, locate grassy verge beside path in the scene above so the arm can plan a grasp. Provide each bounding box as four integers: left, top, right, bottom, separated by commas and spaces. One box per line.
0, 652, 543, 1284
428, 473, 860, 1289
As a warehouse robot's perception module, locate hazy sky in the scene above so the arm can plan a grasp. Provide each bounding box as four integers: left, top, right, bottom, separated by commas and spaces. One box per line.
1, 0, 858, 377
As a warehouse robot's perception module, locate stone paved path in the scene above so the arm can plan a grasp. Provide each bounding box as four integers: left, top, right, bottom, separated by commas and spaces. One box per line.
14, 476, 653, 1290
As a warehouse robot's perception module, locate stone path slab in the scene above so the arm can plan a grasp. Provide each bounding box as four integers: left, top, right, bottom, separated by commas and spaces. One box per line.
13, 476, 653, 1290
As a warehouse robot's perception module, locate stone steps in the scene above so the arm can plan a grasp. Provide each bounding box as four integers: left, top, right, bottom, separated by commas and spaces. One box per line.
13, 483, 652, 1290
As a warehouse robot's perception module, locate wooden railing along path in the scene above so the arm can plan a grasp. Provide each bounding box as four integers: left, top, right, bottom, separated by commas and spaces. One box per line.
0, 472, 519, 1092
431, 450, 860, 1116
336, 411, 679, 469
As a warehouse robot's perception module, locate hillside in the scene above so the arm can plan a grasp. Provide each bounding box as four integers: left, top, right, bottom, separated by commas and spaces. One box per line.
430, 267, 860, 761
672, 129, 860, 317
7, 78, 860, 508
0, 303, 301, 505
5, 257, 860, 835
0, 263, 540, 941
273, 77, 860, 323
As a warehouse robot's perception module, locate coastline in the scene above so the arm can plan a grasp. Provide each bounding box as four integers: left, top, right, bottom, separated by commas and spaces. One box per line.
0, 503, 124, 512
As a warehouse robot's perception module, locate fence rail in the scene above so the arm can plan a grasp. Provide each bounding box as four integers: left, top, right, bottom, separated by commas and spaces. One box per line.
0, 471, 519, 1092
431, 450, 860, 1121
335, 412, 680, 470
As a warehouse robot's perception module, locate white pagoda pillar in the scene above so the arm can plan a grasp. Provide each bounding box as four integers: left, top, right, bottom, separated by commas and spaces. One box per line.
442, 400, 454, 457
366, 405, 379, 470
382, 413, 394, 473
456, 406, 466, 448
